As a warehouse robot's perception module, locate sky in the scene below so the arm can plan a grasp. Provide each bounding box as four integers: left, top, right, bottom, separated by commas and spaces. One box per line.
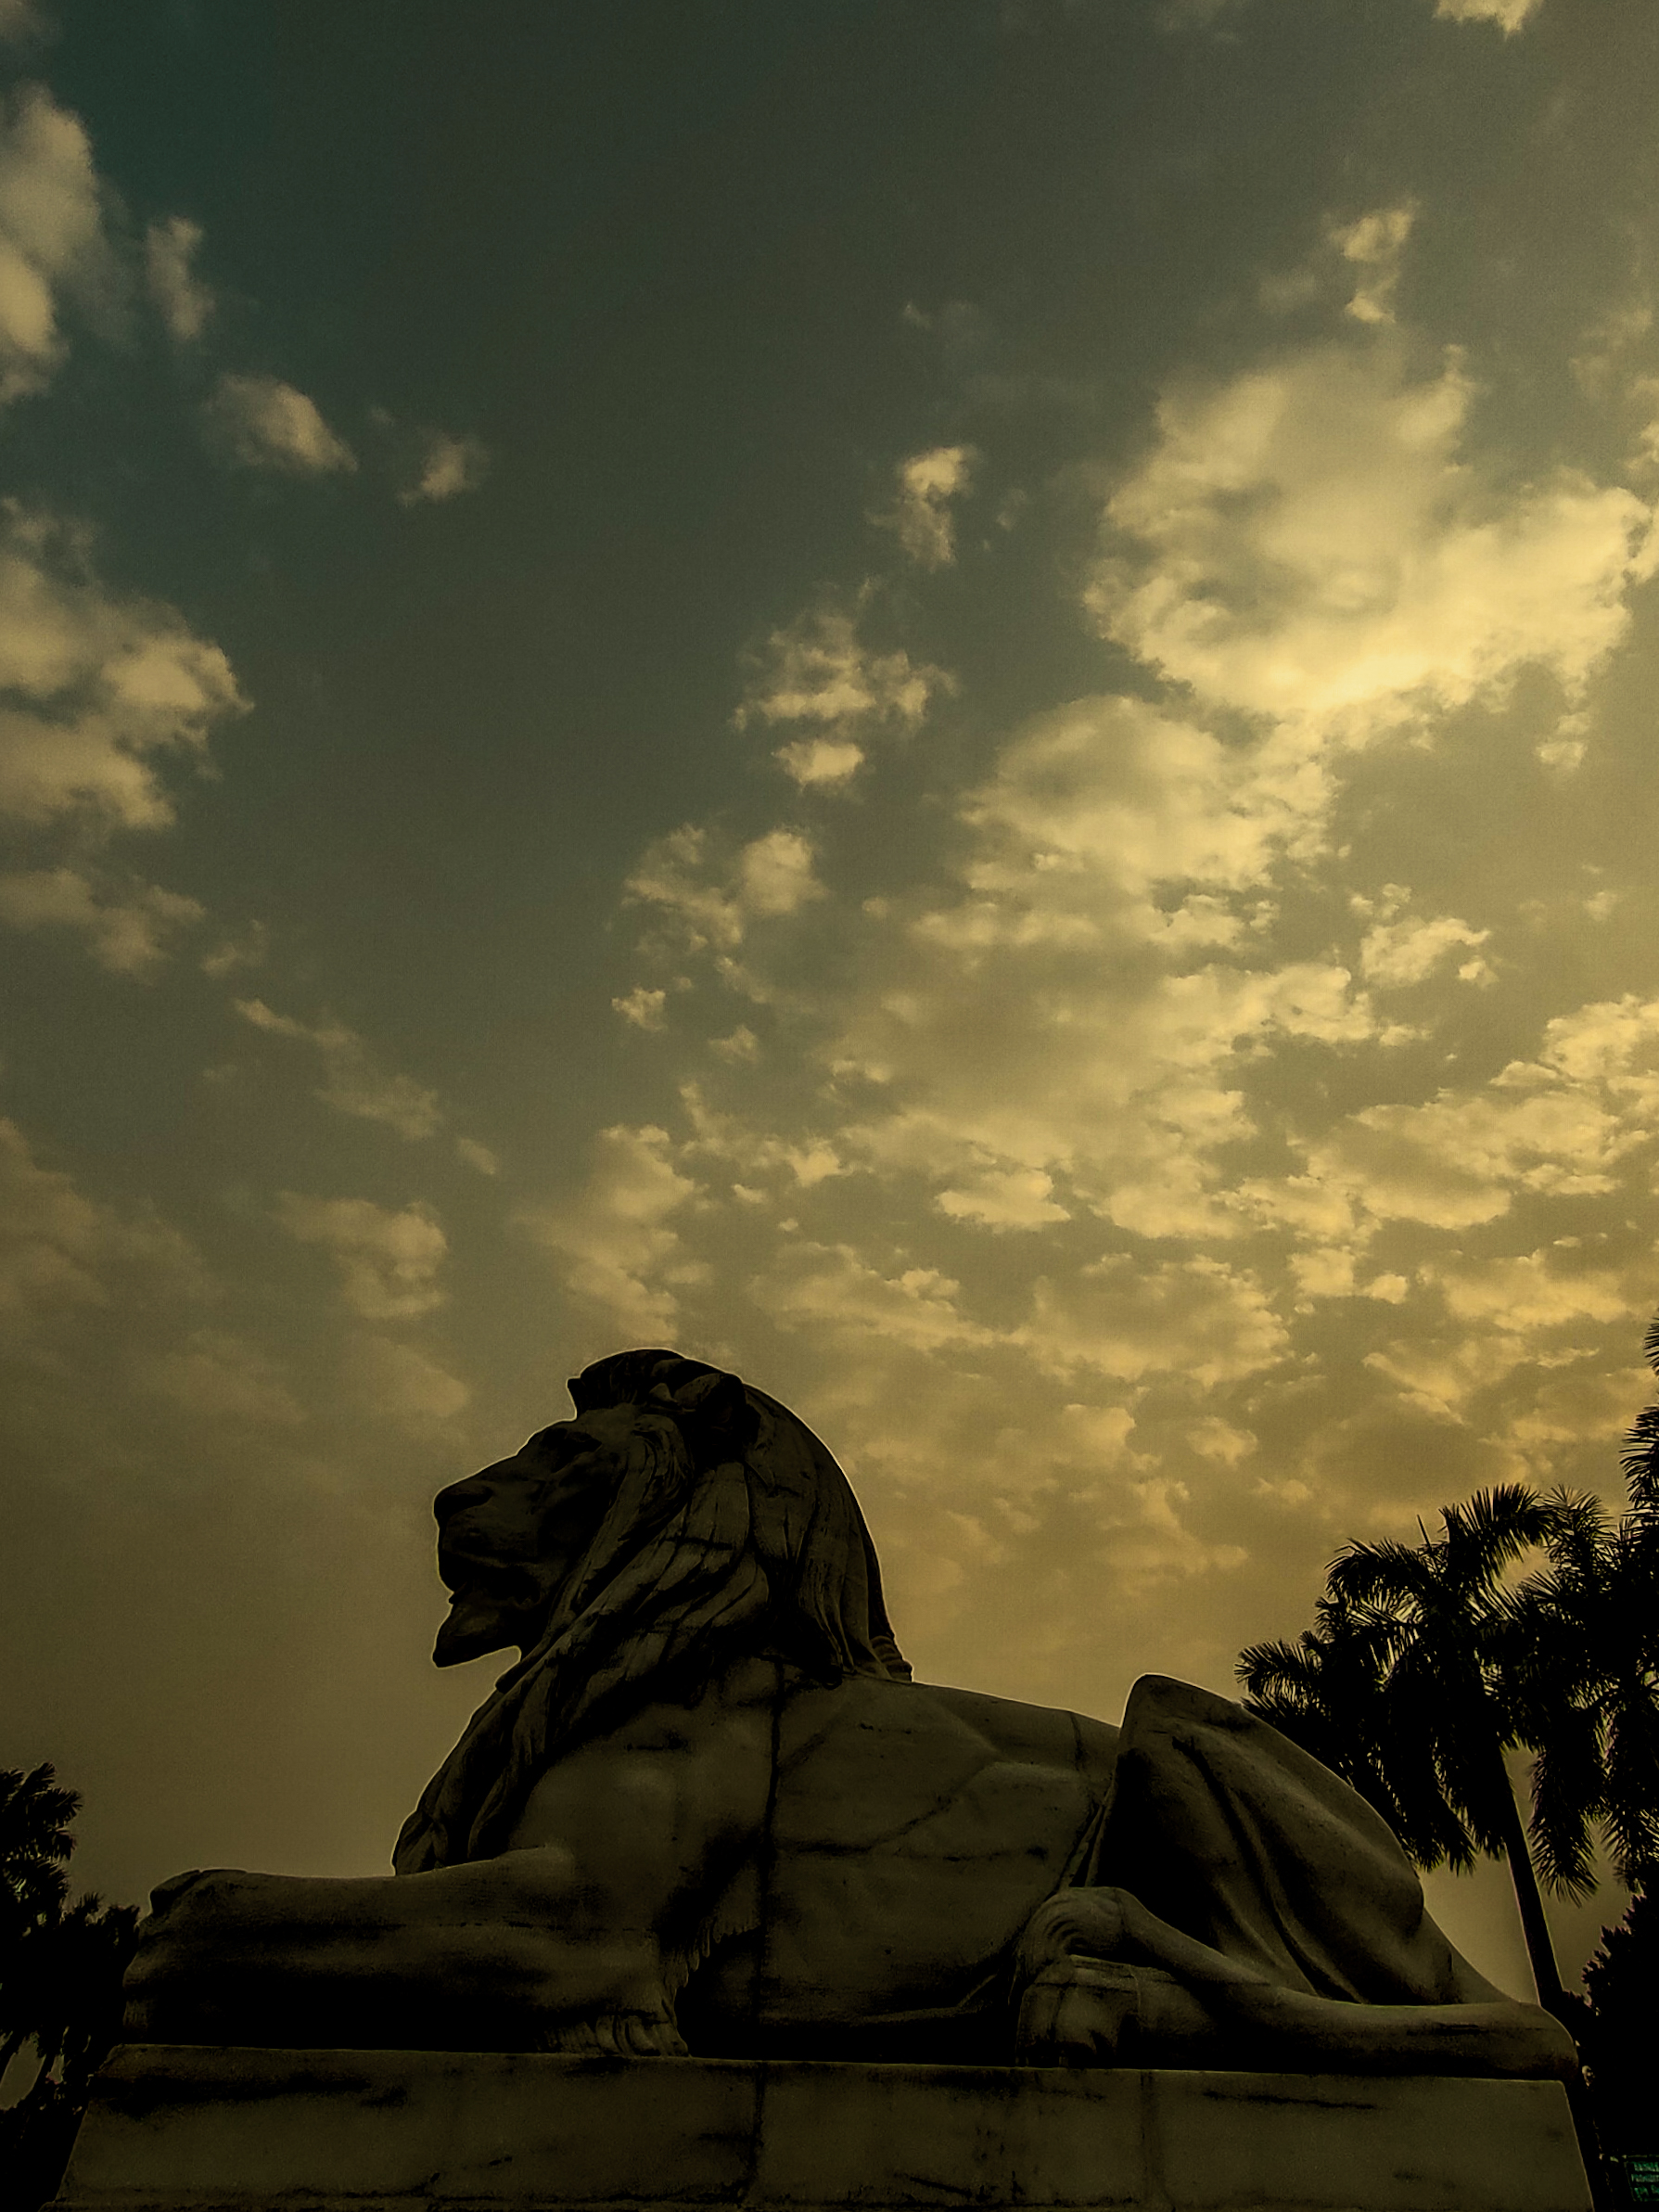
3, 0, 1657, 2003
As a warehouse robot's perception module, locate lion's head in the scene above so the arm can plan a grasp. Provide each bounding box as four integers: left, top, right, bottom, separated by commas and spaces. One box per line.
394, 1351, 908, 1873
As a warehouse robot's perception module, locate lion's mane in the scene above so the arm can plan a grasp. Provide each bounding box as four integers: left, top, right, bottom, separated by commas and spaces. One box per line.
393, 1351, 909, 1873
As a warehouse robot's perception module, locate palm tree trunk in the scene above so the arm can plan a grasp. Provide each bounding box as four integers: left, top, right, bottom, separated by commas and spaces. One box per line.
1488, 1753, 1567, 2014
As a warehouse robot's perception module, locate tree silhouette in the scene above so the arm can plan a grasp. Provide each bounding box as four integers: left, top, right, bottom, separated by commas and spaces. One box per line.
0, 1768, 137, 2212
1238, 1483, 1571, 2011
1501, 1481, 1659, 1898
1577, 1888, 1658, 2156
0, 1768, 76, 1945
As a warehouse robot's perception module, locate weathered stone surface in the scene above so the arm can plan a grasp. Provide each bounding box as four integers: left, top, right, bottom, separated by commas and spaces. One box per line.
57, 2045, 1594, 2212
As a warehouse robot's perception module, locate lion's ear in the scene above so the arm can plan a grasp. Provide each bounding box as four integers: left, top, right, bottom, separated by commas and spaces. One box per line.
661, 1366, 758, 1468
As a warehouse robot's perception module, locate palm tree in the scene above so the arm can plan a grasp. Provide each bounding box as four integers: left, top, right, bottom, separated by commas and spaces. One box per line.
1239, 1483, 1571, 2013
1501, 1485, 1659, 1897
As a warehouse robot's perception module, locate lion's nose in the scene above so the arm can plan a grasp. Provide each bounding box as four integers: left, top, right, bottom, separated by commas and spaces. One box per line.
434, 1472, 493, 1526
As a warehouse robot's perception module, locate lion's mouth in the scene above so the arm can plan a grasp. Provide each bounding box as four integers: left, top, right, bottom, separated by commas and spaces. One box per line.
436, 1541, 539, 1599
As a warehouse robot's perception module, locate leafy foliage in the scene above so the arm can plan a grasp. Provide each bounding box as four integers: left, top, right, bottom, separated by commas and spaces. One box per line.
0, 1767, 138, 2212
0, 1768, 78, 1951
1577, 1888, 1659, 2155
1238, 1486, 1560, 1873
1238, 1482, 1571, 2007
1238, 1313, 1659, 2041
1501, 1482, 1659, 1894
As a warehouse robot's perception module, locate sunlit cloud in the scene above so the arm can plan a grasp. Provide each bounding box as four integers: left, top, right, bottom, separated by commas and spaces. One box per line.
397, 428, 489, 506
1020, 1257, 1289, 1387
936, 1165, 1069, 1233
874, 443, 978, 569
1435, 0, 1543, 30
0, 0, 49, 43
0, 505, 246, 832
0, 1117, 197, 1321
1353, 886, 1490, 989
233, 998, 447, 1141
199, 918, 268, 978
1089, 343, 1652, 741
1329, 204, 1414, 326
205, 373, 357, 475
0, 82, 116, 405
590, 267, 1659, 1677
0, 864, 204, 975
348, 1333, 471, 1426
143, 1327, 308, 1427
518, 1122, 705, 1336
612, 983, 667, 1029
758, 1243, 993, 1353
143, 214, 212, 344
625, 824, 825, 953
734, 597, 951, 789
273, 1192, 449, 1320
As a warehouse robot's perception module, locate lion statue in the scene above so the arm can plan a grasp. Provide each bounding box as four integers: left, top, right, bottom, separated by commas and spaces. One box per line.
124, 1350, 1575, 2078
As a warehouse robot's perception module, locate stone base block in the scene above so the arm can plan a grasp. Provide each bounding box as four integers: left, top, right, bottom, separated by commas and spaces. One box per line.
56, 2044, 1593, 2212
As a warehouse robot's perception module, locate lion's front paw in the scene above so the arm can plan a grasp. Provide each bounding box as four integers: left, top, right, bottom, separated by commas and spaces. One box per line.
1015, 1887, 1129, 1978
542, 2009, 688, 2058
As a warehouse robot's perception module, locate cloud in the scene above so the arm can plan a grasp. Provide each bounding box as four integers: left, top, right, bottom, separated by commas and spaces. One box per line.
273, 1192, 449, 1319
143, 215, 211, 343
205, 374, 357, 475
625, 825, 825, 953
795, 673, 1382, 1238
712, 1026, 759, 1065
590, 299, 1659, 1707
1020, 1256, 1289, 1387
350, 1335, 470, 1425
0, 1117, 194, 1320
1307, 1087, 1637, 1232
936, 1165, 1069, 1232
144, 1328, 307, 1426
1434, 0, 1542, 29
682, 1081, 845, 1189
0, 1, 49, 41
233, 998, 446, 1140
874, 444, 978, 569
1426, 1248, 1630, 1332
397, 428, 489, 506
1298, 995, 1659, 1234
734, 598, 951, 789
0, 83, 117, 406
758, 1244, 992, 1353
0, 865, 204, 975
1329, 205, 1414, 326
613, 984, 667, 1029
519, 1123, 704, 1336
1353, 886, 1488, 988
199, 918, 268, 978
1089, 344, 1652, 739
0, 505, 246, 831
946, 692, 1326, 934
613, 340, 1659, 1295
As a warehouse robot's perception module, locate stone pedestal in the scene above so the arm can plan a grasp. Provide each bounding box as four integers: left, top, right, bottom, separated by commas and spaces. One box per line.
57, 2044, 1592, 2212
